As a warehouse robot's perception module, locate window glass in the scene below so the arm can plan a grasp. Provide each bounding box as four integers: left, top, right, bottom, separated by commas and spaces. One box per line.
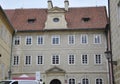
96, 78, 102, 84
25, 56, 31, 65
52, 35, 60, 45
13, 56, 19, 65
82, 54, 88, 64
52, 55, 59, 64
81, 34, 88, 44
14, 36, 20, 45
95, 54, 102, 64
37, 55, 43, 64
94, 34, 101, 44
68, 35, 75, 44
37, 36, 44, 45
82, 78, 89, 84
69, 54, 75, 64
69, 78, 75, 84
26, 36, 32, 45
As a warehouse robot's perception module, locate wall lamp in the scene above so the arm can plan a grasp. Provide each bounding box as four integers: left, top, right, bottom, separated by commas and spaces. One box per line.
104, 50, 117, 65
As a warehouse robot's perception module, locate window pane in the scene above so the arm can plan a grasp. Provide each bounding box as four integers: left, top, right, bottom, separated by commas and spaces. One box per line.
26, 36, 32, 45
68, 35, 75, 44
94, 35, 101, 44
52, 35, 60, 45
37, 36, 43, 44
14, 36, 20, 45
82, 54, 88, 64
25, 56, 31, 65
13, 56, 19, 65
81, 34, 88, 44
95, 54, 101, 64
82, 78, 89, 84
69, 54, 75, 64
96, 78, 102, 84
52, 55, 59, 64
69, 79, 75, 84
37, 56, 43, 64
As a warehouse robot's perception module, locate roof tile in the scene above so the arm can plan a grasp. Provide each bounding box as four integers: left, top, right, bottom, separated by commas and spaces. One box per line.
4, 6, 108, 31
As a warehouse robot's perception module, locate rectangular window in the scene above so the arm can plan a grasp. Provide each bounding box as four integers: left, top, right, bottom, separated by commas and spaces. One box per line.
81, 34, 88, 44
25, 56, 31, 65
37, 36, 44, 45
68, 35, 75, 44
13, 56, 19, 65
52, 55, 59, 64
82, 54, 88, 64
52, 35, 60, 45
95, 54, 102, 64
68, 54, 75, 64
94, 34, 101, 44
14, 36, 20, 45
26, 36, 32, 45
37, 55, 43, 64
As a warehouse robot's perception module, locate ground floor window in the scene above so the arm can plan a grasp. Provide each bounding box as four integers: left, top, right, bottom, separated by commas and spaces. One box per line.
69, 78, 75, 84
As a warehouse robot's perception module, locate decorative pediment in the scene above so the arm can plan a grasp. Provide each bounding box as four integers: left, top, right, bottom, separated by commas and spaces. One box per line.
48, 6, 65, 13
46, 66, 66, 73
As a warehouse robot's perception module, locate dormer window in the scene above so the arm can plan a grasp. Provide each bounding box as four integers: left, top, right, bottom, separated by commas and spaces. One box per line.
27, 18, 36, 23
82, 17, 90, 22
53, 18, 59, 22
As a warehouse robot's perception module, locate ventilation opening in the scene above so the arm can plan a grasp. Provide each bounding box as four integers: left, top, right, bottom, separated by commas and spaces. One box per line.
27, 18, 36, 23
82, 17, 90, 22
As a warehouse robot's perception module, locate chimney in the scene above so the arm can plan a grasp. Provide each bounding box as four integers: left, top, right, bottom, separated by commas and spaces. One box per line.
64, 0, 69, 11
48, 0, 53, 9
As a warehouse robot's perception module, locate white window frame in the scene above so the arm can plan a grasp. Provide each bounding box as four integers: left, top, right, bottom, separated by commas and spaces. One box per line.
81, 34, 88, 44
13, 55, 19, 66
51, 54, 60, 65
25, 36, 32, 45
81, 54, 88, 65
68, 35, 75, 45
14, 36, 21, 45
51, 35, 60, 45
37, 36, 44, 45
94, 54, 102, 64
36, 55, 44, 65
68, 78, 76, 84
24, 55, 32, 65
81, 78, 89, 84
95, 78, 103, 84
93, 34, 101, 44
68, 54, 75, 65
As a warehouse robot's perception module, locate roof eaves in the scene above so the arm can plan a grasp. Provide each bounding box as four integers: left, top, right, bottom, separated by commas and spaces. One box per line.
0, 6, 15, 33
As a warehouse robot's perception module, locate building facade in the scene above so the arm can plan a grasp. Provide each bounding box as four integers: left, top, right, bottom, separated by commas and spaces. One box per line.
110, 0, 120, 84
0, 6, 14, 80
4, 0, 109, 84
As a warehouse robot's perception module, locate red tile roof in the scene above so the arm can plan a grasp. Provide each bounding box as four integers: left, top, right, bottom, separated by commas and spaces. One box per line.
4, 6, 108, 31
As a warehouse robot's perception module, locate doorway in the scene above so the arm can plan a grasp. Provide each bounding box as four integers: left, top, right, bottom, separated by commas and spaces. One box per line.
50, 79, 61, 84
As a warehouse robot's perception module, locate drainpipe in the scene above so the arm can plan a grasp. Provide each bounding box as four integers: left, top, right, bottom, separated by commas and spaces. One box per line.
8, 30, 15, 79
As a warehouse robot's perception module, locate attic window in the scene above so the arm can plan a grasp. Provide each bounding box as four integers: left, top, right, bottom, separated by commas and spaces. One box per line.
53, 18, 59, 22
82, 17, 90, 22
27, 18, 36, 23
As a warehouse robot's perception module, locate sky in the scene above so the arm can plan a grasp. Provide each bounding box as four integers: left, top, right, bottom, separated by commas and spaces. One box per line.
0, 0, 108, 9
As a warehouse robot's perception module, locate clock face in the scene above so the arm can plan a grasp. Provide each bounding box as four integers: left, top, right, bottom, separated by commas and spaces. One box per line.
53, 18, 59, 22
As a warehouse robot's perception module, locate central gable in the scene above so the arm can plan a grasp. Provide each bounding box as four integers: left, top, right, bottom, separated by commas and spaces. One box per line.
48, 6, 65, 13
45, 7, 67, 29
46, 66, 66, 73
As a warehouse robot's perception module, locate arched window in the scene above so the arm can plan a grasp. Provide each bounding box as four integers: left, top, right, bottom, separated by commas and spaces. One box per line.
96, 78, 103, 84
69, 78, 75, 84
82, 78, 89, 84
